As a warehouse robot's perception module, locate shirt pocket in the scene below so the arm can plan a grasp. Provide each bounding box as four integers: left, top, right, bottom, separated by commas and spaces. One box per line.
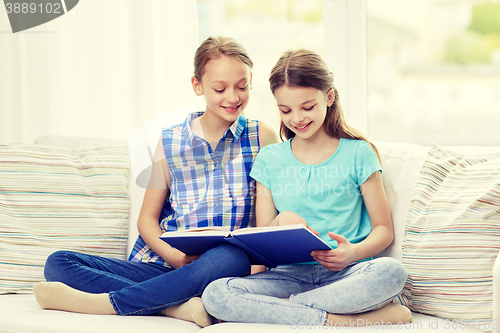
169, 164, 209, 217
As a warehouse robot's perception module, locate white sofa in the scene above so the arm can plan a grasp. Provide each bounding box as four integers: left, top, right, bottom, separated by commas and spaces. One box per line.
0, 136, 499, 333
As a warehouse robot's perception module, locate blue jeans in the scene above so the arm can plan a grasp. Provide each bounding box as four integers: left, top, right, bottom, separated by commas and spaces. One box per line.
44, 244, 251, 315
202, 257, 407, 325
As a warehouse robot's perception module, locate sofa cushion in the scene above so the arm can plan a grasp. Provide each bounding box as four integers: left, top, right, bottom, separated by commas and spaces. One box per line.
200, 313, 481, 332
0, 294, 200, 333
373, 141, 429, 261
0, 143, 130, 294
398, 143, 500, 329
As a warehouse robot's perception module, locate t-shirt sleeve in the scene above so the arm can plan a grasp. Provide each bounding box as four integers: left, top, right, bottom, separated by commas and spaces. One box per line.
249, 145, 272, 189
355, 141, 382, 185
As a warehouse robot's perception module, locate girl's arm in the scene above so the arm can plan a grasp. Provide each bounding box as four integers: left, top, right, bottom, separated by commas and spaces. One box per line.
251, 182, 278, 274
355, 171, 394, 256
252, 181, 320, 273
255, 182, 316, 230
250, 122, 277, 274
312, 171, 393, 271
136, 138, 200, 269
255, 182, 278, 228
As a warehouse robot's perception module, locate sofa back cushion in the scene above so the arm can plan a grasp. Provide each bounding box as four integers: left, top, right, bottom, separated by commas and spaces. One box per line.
374, 141, 428, 261
0, 143, 130, 294
34, 135, 144, 256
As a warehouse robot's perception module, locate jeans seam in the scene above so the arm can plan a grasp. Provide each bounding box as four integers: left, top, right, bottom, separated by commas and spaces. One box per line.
113, 293, 205, 316
108, 292, 122, 315
318, 310, 327, 325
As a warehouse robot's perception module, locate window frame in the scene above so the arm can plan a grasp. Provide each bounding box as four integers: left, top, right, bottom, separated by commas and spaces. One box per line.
324, 0, 368, 135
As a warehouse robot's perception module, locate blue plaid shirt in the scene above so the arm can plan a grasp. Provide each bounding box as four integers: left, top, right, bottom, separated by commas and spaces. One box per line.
129, 112, 260, 266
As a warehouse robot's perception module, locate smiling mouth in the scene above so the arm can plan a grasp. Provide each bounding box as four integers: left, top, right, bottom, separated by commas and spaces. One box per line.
222, 104, 242, 112
294, 122, 312, 131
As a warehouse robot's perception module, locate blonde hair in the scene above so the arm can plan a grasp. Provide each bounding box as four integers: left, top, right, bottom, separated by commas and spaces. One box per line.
269, 49, 380, 160
194, 36, 253, 81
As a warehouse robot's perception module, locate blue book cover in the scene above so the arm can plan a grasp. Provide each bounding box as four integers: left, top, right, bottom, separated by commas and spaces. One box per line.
160, 224, 332, 267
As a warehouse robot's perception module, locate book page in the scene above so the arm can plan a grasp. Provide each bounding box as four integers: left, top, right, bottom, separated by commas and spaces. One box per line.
161, 226, 231, 238
231, 224, 308, 235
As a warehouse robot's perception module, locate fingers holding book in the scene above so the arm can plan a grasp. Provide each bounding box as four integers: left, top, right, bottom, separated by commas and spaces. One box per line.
311, 232, 356, 272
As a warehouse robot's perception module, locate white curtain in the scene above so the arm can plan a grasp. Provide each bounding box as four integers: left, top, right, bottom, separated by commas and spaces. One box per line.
0, 0, 199, 144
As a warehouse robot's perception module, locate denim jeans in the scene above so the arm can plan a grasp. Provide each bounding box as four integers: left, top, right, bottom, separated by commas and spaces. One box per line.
202, 257, 407, 325
44, 244, 251, 315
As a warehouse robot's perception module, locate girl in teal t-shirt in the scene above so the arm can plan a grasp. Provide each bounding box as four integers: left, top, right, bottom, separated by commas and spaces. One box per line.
202, 50, 412, 327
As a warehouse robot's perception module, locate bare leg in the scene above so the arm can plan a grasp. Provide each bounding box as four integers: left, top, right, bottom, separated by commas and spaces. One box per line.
33, 282, 115, 315
161, 297, 212, 327
34, 282, 211, 326
326, 303, 412, 327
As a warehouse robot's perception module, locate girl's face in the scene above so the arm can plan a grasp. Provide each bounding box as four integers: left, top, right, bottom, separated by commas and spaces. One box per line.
274, 85, 334, 140
192, 55, 252, 125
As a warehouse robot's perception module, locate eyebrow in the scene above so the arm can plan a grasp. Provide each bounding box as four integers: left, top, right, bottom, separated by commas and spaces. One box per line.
278, 99, 316, 108
211, 78, 248, 85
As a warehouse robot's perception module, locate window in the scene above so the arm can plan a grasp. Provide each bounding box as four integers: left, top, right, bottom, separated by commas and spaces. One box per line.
196, 0, 500, 146
196, 0, 325, 130
367, 0, 500, 146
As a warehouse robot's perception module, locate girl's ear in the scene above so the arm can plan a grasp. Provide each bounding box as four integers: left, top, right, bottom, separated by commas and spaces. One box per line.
191, 76, 203, 96
249, 72, 253, 90
326, 88, 335, 107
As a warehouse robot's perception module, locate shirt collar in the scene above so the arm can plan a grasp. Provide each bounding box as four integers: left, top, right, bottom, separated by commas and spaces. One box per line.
182, 112, 202, 148
183, 112, 247, 148
227, 113, 247, 142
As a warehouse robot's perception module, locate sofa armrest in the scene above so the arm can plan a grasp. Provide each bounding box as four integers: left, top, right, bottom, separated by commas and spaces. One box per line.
493, 251, 500, 333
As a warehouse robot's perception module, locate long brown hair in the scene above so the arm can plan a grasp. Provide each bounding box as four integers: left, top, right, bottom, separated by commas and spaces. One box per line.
269, 49, 380, 160
194, 36, 253, 81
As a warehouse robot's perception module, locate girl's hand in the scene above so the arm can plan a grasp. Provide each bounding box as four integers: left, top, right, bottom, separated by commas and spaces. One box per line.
311, 232, 356, 271
272, 211, 319, 235
166, 248, 200, 269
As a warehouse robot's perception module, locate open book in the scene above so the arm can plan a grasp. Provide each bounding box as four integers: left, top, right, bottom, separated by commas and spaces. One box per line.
160, 224, 332, 268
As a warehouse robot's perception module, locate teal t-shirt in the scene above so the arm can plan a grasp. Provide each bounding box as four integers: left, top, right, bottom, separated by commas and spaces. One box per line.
249, 138, 382, 257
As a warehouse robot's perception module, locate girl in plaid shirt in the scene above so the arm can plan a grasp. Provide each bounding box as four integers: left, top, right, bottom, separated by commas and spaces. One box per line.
34, 36, 278, 327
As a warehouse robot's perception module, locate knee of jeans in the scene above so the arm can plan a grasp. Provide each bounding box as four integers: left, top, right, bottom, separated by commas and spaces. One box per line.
378, 257, 408, 290
44, 250, 69, 281
212, 244, 250, 275
202, 278, 231, 317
